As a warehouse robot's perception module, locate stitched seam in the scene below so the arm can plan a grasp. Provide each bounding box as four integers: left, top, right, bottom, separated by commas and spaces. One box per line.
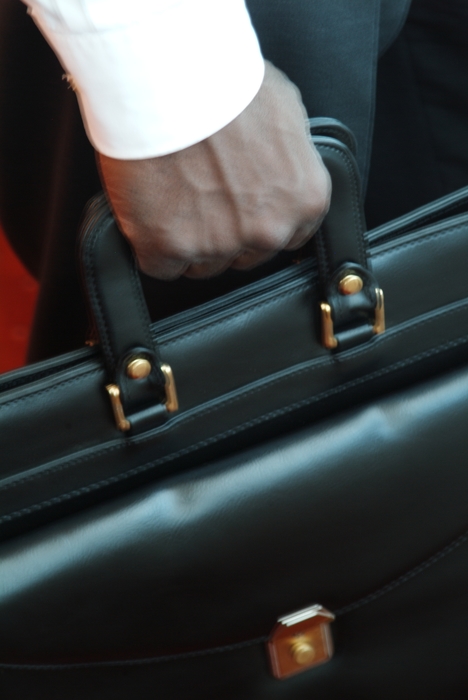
2, 528, 467, 670
72, 214, 468, 375
2, 330, 468, 523
159, 283, 310, 346
373, 221, 468, 260
312, 126, 354, 152
2, 288, 466, 417
2, 300, 467, 495
395, 197, 468, 234
129, 261, 153, 351
369, 198, 468, 244
0, 368, 102, 412
326, 298, 468, 364
320, 144, 367, 267
2, 298, 466, 495
0, 286, 309, 414
335, 529, 468, 617
0, 636, 269, 671
84, 219, 115, 368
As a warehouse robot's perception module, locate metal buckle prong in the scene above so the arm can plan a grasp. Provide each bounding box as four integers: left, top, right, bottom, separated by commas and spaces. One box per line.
106, 384, 131, 432
320, 302, 338, 349
160, 363, 179, 413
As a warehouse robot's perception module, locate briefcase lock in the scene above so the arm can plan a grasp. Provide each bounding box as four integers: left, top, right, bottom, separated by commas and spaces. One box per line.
267, 604, 335, 680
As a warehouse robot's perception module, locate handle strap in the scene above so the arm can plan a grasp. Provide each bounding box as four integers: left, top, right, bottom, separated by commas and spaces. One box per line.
80, 120, 384, 433
314, 134, 382, 350
81, 200, 168, 435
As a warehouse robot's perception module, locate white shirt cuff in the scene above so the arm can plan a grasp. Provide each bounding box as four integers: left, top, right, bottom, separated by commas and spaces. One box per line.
27, 0, 265, 159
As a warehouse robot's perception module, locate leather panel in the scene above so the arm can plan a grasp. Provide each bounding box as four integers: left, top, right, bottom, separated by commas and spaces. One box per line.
1, 118, 468, 697
2, 211, 468, 537
1, 364, 468, 699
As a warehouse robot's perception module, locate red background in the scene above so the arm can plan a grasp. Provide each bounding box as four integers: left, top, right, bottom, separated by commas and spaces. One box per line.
0, 228, 38, 373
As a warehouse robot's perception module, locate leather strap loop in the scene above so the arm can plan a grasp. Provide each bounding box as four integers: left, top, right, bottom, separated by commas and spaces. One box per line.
80, 202, 167, 434
79, 120, 384, 433
313, 131, 380, 349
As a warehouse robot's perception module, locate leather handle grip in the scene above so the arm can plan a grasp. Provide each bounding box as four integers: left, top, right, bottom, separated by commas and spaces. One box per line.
79, 120, 381, 431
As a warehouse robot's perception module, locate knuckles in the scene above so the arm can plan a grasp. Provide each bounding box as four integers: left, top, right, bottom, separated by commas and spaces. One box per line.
126, 157, 332, 279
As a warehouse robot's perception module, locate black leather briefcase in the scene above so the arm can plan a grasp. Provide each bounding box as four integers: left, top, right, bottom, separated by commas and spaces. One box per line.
1, 123, 468, 698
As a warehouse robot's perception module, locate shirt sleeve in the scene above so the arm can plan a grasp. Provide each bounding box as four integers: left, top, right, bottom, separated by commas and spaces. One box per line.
23, 0, 265, 159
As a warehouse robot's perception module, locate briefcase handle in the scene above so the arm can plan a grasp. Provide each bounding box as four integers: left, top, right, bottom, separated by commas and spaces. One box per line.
80, 120, 383, 434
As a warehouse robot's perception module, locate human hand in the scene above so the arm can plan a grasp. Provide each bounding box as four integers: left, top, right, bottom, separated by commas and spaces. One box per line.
97, 61, 331, 280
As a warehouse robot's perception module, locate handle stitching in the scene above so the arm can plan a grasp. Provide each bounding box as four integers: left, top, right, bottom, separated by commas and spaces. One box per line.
319, 143, 367, 270
83, 219, 116, 369
2, 297, 467, 494
128, 256, 156, 353
2, 529, 467, 669
2, 323, 468, 512
373, 221, 468, 259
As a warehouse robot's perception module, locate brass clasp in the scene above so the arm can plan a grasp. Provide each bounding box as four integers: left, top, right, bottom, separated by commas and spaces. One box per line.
267, 604, 335, 680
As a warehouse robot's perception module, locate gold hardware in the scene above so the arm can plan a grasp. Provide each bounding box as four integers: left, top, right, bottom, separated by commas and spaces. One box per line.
127, 357, 152, 380
106, 363, 178, 431
106, 384, 131, 432
160, 363, 179, 412
338, 274, 363, 295
320, 287, 385, 349
268, 604, 335, 680
373, 287, 385, 334
320, 302, 338, 349
290, 636, 316, 666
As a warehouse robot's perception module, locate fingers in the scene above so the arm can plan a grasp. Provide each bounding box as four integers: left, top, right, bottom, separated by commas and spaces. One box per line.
137, 209, 328, 280
283, 222, 318, 251
136, 190, 330, 280
98, 58, 333, 283
183, 229, 314, 278
142, 246, 284, 280
132, 252, 186, 280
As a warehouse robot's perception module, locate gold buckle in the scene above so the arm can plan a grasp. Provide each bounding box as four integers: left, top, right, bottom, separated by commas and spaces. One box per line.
320, 287, 385, 349
106, 363, 179, 432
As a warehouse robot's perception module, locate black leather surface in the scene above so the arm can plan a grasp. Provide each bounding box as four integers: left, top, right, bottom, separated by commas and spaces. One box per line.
2, 190, 468, 538
1, 364, 468, 698
312, 138, 382, 348
80, 198, 168, 433
1, 128, 468, 697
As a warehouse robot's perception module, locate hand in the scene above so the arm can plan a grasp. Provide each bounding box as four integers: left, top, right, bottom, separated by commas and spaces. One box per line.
97, 61, 331, 280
